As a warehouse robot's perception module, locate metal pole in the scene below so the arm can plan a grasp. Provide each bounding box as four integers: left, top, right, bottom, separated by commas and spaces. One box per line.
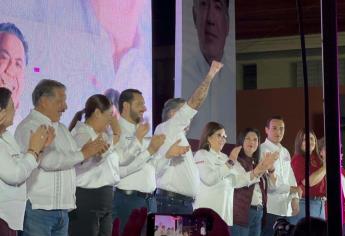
321, 0, 343, 235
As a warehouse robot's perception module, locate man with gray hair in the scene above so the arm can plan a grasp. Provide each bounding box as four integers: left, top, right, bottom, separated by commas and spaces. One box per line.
154, 61, 223, 214
15, 79, 109, 236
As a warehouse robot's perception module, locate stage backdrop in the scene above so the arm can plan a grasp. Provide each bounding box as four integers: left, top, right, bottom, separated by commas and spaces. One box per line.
175, 0, 236, 143
0, 0, 152, 130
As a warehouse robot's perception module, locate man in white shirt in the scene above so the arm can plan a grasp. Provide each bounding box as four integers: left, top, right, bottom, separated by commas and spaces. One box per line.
15, 79, 109, 236
260, 116, 300, 236
154, 61, 223, 214
112, 88, 166, 233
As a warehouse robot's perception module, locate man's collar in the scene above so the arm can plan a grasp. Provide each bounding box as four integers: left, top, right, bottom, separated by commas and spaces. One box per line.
30, 109, 59, 128
119, 116, 137, 132
264, 138, 283, 149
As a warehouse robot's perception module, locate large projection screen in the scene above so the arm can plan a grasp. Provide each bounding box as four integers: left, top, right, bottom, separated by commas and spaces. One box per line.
0, 0, 152, 130
175, 0, 236, 143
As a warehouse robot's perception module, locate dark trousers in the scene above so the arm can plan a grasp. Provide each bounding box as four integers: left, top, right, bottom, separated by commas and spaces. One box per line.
69, 186, 113, 236
155, 192, 194, 215
0, 218, 16, 236
112, 189, 156, 234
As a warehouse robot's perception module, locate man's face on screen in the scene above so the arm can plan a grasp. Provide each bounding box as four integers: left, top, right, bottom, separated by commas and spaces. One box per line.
0, 32, 25, 109
193, 0, 229, 65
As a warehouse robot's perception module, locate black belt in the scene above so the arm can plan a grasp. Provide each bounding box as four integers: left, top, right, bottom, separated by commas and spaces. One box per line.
250, 205, 264, 211
116, 188, 154, 199
155, 188, 194, 203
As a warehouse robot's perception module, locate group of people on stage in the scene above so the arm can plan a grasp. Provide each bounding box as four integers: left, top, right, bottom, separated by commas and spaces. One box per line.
0, 19, 335, 236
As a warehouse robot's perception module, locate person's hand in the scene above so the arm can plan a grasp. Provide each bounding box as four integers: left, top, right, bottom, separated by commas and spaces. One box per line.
81, 135, 110, 160
229, 146, 242, 162
0, 109, 6, 126
322, 154, 327, 168
291, 198, 300, 216
43, 126, 55, 148
147, 134, 165, 156
290, 186, 300, 194
297, 186, 303, 198
207, 61, 223, 81
165, 139, 190, 159
258, 151, 279, 172
135, 122, 150, 142
28, 125, 50, 154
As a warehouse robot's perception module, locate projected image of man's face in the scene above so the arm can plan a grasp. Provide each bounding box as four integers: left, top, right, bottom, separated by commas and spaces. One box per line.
0, 32, 25, 109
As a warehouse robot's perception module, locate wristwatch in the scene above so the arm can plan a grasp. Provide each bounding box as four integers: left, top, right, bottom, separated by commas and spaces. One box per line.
226, 159, 235, 168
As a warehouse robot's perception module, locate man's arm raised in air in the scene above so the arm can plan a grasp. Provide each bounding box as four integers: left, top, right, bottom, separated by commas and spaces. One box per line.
187, 60, 223, 110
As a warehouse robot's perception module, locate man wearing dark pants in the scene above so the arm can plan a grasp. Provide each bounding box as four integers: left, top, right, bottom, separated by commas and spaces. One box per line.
260, 116, 300, 236
112, 89, 165, 233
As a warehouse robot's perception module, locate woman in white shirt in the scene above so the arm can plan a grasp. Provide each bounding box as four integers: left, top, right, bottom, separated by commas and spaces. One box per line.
194, 122, 274, 228
68, 94, 120, 236
0, 87, 51, 235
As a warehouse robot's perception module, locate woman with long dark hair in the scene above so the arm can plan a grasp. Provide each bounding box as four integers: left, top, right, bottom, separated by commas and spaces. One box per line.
231, 128, 276, 236
0, 87, 52, 235
194, 122, 275, 228
68, 94, 121, 236
290, 129, 326, 224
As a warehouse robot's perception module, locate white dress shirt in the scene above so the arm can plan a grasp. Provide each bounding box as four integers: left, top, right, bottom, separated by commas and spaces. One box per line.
260, 138, 298, 216
0, 131, 38, 230
15, 110, 84, 210
115, 116, 155, 193
193, 149, 255, 226
251, 184, 263, 206
71, 121, 120, 189
154, 103, 199, 197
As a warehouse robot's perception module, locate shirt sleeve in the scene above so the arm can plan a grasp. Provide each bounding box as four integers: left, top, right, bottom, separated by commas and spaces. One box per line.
39, 146, 84, 171
231, 162, 260, 188
264, 148, 295, 194
115, 137, 146, 166
152, 154, 171, 178
119, 149, 152, 178
0, 143, 38, 186
72, 130, 108, 172
152, 124, 172, 177
152, 105, 197, 177
161, 104, 197, 138
15, 123, 84, 171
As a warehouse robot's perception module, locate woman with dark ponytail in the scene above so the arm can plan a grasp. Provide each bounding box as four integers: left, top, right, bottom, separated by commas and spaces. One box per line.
68, 94, 121, 236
